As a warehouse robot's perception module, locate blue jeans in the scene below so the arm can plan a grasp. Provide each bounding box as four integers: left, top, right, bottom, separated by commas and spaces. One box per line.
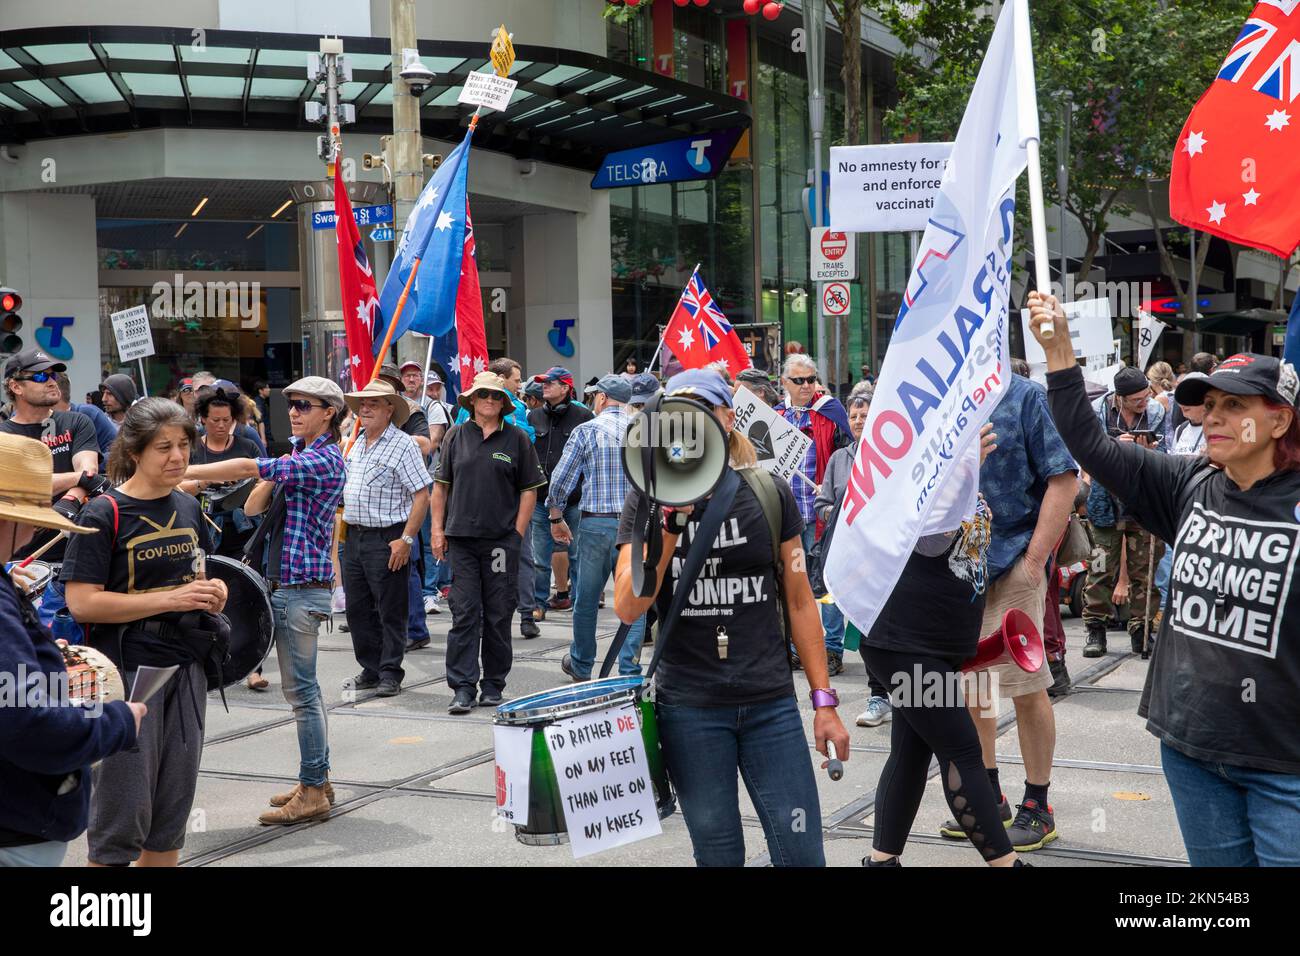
420, 509, 438, 598
801, 525, 844, 653
271, 587, 332, 788
530, 502, 580, 604
0, 840, 67, 867
657, 696, 825, 866
1155, 548, 1172, 606
1161, 742, 1300, 866
407, 560, 429, 643
570, 515, 644, 678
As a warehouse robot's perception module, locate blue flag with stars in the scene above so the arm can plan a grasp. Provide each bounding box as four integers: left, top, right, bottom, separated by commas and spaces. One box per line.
375, 127, 472, 349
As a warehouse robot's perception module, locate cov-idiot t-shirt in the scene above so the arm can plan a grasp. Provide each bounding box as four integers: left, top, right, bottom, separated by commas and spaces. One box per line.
61, 489, 210, 669
617, 472, 803, 707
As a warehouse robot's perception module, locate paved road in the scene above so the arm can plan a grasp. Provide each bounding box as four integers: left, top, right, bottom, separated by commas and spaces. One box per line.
65, 596, 1187, 867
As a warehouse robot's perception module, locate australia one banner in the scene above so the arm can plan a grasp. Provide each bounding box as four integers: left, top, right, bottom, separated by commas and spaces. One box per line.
824, 0, 1041, 635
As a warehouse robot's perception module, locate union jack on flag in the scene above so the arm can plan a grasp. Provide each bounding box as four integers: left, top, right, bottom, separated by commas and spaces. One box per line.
681, 272, 734, 349
663, 267, 751, 372
1217, 1, 1300, 101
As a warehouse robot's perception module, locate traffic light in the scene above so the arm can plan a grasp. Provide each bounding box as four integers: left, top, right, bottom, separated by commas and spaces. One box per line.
0, 287, 21, 354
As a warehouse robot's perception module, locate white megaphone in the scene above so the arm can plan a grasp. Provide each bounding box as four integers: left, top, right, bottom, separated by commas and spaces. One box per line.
621, 393, 730, 596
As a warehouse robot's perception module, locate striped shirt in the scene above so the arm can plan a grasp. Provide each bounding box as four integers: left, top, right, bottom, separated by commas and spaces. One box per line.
342, 423, 431, 527
546, 405, 633, 515
255, 433, 346, 586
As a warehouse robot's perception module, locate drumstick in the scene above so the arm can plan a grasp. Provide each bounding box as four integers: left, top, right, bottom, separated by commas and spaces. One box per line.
17, 531, 68, 568
826, 739, 844, 781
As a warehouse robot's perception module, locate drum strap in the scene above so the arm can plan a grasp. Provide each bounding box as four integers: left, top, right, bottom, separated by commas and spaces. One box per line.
599, 468, 741, 681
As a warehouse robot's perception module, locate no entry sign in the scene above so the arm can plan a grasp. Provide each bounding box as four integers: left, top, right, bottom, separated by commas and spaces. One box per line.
821, 282, 852, 317
811, 227, 856, 281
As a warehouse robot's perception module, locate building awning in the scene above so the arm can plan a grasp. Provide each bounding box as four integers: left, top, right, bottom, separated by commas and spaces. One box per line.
1198, 308, 1286, 336
0, 26, 751, 171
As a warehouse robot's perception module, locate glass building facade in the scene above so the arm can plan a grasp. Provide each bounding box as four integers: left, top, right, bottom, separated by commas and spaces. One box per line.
607, 5, 912, 390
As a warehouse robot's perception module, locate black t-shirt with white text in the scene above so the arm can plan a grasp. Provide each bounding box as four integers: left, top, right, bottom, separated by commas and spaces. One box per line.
617, 471, 803, 707
0, 410, 98, 560
60, 490, 210, 669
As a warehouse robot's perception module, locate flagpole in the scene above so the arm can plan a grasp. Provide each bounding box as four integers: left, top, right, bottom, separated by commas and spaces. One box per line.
646, 262, 701, 376
1013, 0, 1053, 338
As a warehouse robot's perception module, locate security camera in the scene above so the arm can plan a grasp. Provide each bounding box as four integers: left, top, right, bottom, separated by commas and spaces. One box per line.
400, 49, 435, 97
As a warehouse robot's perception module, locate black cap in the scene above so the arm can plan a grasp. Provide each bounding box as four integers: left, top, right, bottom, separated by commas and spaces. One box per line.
1112, 367, 1151, 397
1174, 353, 1299, 409
3, 347, 65, 380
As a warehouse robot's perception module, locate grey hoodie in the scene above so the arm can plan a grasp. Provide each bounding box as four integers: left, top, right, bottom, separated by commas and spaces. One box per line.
100, 373, 138, 411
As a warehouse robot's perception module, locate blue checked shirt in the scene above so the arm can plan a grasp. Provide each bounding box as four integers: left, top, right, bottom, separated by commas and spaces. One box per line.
255, 433, 346, 585
781, 406, 819, 522
546, 405, 632, 515
343, 423, 432, 527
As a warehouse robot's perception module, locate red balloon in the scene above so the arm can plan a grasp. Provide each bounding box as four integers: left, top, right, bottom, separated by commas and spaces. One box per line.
762, 2, 782, 19
743, 0, 762, 12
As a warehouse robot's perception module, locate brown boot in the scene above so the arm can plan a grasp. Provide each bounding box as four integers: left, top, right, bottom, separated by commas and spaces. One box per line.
258, 784, 331, 825
268, 780, 336, 808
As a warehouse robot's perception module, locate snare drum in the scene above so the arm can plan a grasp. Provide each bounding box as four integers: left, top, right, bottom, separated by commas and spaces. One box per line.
493, 676, 675, 846
207, 555, 274, 687
5, 559, 54, 600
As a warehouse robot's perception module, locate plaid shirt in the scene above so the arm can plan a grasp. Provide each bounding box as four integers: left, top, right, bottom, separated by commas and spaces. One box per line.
781, 406, 819, 522
343, 423, 431, 527
546, 405, 632, 515
256, 433, 346, 585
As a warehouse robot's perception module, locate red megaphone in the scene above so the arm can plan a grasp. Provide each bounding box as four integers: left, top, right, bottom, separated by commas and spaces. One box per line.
961, 608, 1044, 673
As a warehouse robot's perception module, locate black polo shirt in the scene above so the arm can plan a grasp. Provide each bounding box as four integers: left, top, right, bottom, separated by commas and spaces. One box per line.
434, 418, 545, 538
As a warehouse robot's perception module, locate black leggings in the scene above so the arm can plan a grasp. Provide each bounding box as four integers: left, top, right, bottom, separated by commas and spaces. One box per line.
862, 645, 1013, 862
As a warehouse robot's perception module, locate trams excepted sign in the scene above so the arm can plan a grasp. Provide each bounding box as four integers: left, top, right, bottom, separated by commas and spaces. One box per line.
811, 227, 856, 281
821, 282, 852, 317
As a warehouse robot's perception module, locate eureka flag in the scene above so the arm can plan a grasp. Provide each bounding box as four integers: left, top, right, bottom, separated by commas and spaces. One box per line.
1169, 1, 1300, 257
823, 0, 1039, 635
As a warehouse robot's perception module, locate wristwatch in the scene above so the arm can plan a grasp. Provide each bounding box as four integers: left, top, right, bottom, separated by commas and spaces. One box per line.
810, 688, 840, 709
400, 535, 415, 547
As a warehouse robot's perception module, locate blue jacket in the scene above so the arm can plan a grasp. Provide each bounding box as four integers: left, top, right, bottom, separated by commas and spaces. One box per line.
0, 575, 136, 844
1086, 389, 1167, 528
71, 402, 118, 461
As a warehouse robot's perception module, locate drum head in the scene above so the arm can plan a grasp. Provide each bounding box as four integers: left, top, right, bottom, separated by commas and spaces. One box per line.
494, 676, 644, 725
207, 555, 273, 687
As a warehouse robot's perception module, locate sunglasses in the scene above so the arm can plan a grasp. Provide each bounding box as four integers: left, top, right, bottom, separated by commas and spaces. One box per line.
786, 375, 818, 386
286, 399, 326, 412
473, 390, 504, 402
16, 371, 56, 383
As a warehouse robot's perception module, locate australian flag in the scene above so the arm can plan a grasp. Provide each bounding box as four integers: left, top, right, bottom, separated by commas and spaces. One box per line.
375, 126, 473, 351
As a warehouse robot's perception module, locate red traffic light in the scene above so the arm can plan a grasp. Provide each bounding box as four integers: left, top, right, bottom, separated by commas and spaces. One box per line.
0, 289, 19, 313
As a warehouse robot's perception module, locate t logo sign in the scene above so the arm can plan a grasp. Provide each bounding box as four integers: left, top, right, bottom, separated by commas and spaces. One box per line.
36, 315, 74, 360
688, 139, 713, 173
548, 318, 576, 358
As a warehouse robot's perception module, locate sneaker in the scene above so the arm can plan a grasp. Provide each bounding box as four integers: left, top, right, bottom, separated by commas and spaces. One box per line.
1006, 799, 1058, 851
331, 587, 346, 614
826, 650, 844, 677
347, 672, 380, 690
548, 593, 572, 611
560, 654, 586, 682
856, 696, 893, 727
423, 594, 442, 615
448, 687, 475, 714
439, 586, 450, 598
520, 617, 541, 639
406, 636, 430, 651
478, 691, 503, 707
862, 855, 901, 867
939, 795, 1013, 839
1082, 624, 1107, 658
1047, 657, 1071, 698
376, 678, 401, 697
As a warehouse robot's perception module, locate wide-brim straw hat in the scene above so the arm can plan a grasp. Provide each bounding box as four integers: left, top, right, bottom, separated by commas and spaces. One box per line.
344, 379, 410, 428
457, 372, 514, 416
0, 434, 98, 535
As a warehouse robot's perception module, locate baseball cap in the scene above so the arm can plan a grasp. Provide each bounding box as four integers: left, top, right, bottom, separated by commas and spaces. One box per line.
425, 370, 443, 386
523, 380, 544, 400
665, 368, 734, 409
1174, 353, 1299, 409
377, 364, 404, 390
582, 376, 601, 396
1112, 367, 1151, 397
3, 347, 65, 380
592, 374, 632, 404
539, 366, 574, 383
629, 372, 660, 405
399, 361, 422, 373
284, 375, 346, 412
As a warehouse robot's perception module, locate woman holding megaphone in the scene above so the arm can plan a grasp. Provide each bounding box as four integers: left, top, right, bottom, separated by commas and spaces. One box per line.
1028, 291, 1300, 867
614, 368, 850, 867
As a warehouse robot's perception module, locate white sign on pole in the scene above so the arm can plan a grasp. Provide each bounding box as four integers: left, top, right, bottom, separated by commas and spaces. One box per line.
821, 281, 852, 318
810, 227, 857, 280
733, 389, 814, 483
457, 71, 518, 113
543, 703, 662, 859
109, 305, 155, 362
492, 724, 533, 824
1019, 297, 1113, 366
1136, 310, 1169, 369
828, 141, 955, 233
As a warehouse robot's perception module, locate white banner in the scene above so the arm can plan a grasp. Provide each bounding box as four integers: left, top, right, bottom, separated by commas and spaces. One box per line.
824, 0, 1039, 636
458, 71, 517, 112
829, 141, 954, 233
1019, 296, 1114, 366
544, 703, 662, 859
733, 388, 813, 483
109, 304, 155, 362
492, 724, 533, 824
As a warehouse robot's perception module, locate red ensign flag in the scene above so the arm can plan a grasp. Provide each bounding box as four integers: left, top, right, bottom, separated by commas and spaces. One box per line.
333, 159, 380, 387
1169, 1, 1300, 257
662, 268, 751, 373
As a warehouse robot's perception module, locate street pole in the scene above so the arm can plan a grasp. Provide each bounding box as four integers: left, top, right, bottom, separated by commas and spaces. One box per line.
1190, 229, 1198, 355
390, 0, 422, 237
1058, 90, 1072, 299
803, 0, 828, 387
